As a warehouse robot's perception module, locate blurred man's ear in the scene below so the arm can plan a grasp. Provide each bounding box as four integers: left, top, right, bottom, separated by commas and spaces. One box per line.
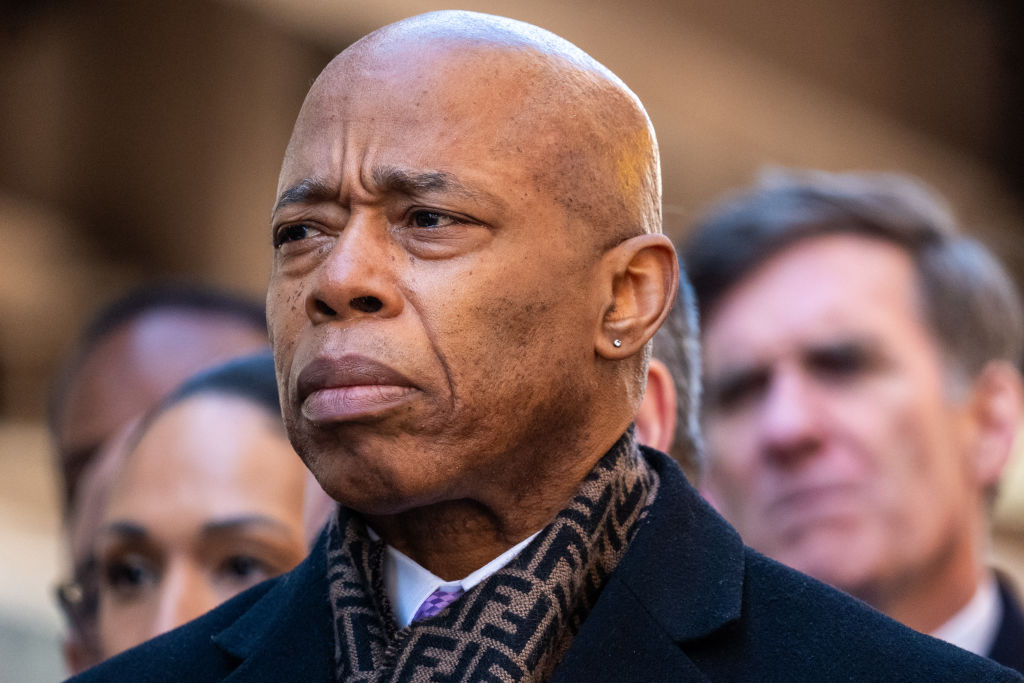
968, 360, 1024, 489
594, 234, 678, 359
635, 358, 676, 454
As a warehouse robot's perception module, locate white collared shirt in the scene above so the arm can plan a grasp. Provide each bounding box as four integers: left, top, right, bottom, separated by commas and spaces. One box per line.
931, 573, 1002, 657
368, 529, 540, 628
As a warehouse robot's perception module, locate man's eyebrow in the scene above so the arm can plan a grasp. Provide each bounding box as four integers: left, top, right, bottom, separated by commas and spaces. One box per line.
704, 363, 763, 394
372, 166, 508, 210
274, 168, 508, 214
273, 177, 336, 214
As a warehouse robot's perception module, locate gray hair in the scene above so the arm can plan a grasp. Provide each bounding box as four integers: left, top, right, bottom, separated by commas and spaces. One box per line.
682, 169, 1023, 385
651, 268, 704, 480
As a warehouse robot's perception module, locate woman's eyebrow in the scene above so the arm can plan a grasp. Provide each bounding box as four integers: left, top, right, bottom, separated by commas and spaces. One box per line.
98, 520, 148, 539
200, 515, 293, 537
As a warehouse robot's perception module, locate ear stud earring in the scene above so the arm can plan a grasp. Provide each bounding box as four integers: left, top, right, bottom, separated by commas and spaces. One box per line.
613, 339, 622, 348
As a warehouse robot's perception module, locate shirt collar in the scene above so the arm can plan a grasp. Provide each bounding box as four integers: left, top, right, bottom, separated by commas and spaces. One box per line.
368, 527, 540, 628
931, 572, 1002, 657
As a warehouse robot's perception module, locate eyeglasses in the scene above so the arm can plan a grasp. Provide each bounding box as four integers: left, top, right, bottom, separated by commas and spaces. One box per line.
54, 557, 99, 632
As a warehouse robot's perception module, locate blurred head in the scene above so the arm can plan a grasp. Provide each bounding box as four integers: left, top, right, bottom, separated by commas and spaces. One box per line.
636, 271, 704, 482
51, 285, 270, 672
50, 284, 270, 514
267, 11, 676, 516
93, 353, 325, 659
683, 169, 1023, 628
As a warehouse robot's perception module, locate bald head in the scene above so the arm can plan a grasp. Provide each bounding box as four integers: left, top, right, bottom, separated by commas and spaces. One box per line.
267, 11, 676, 541
288, 11, 661, 249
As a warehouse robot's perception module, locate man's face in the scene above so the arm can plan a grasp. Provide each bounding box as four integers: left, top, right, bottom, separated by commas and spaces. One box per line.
58, 311, 269, 498
701, 234, 982, 597
268, 47, 604, 513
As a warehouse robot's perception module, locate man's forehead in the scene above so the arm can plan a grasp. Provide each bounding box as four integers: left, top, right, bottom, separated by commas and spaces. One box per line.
279, 49, 571, 202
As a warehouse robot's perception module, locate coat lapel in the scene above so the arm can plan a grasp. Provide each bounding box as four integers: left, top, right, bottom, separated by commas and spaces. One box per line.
553, 448, 745, 681
212, 526, 336, 681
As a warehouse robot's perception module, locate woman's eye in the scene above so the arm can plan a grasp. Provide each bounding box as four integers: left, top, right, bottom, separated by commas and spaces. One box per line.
101, 555, 155, 595
222, 555, 270, 580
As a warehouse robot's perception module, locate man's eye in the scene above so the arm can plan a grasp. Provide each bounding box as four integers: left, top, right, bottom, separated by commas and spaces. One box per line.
274, 224, 316, 247
808, 345, 870, 380
709, 372, 768, 414
410, 211, 457, 228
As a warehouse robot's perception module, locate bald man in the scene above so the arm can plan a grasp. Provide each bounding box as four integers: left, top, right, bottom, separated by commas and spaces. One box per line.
73, 12, 1020, 681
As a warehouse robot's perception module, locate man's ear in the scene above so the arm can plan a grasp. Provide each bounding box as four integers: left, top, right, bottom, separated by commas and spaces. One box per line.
968, 360, 1023, 488
595, 234, 678, 359
635, 358, 677, 453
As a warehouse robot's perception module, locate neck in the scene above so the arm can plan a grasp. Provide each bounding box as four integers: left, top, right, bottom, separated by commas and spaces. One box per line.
858, 526, 988, 634
365, 499, 535, 579
364, 426, 632, 579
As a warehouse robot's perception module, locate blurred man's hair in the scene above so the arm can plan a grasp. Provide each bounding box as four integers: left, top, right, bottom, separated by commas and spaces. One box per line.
683, 169, 1024, 388
651, 269, 704, 480
131, 351, 280, 451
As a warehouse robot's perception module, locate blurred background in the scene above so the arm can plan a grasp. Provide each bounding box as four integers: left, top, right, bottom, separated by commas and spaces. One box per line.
1, 0, 1022, 679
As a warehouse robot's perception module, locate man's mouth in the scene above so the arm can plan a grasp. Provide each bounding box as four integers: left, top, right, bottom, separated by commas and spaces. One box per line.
297, 355, 417, 423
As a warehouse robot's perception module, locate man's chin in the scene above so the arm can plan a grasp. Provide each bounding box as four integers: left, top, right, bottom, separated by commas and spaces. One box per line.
777, 535, 883, 596
308, 463, 453, 516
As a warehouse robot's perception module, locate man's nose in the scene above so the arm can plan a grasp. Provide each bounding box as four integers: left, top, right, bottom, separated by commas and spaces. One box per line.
149, 560, 216, 641
306, 212, 404, 324
758, 369, 824, 466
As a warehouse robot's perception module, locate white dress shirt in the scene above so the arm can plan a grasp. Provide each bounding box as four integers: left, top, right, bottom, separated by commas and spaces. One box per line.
368, 529, 540, 628
931, 573, 1002, 657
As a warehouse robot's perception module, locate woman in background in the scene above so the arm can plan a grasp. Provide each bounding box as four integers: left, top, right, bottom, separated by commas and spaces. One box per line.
91, 352, 331, 659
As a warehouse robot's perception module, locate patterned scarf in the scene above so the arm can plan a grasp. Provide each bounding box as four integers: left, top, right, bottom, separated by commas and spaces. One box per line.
326, 431, 659, 682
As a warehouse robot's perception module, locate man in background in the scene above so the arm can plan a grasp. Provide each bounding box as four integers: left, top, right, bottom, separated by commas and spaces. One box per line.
682, 169, 1024, 672
49, 284, 270, 673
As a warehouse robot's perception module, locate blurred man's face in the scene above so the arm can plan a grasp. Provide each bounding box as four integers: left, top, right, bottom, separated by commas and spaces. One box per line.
267, 46, 603, 514
701, 234, 982, 598
58, 311, 268, 505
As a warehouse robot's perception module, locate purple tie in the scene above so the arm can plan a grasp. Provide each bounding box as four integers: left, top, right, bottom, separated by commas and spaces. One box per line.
411, 586, 464, 622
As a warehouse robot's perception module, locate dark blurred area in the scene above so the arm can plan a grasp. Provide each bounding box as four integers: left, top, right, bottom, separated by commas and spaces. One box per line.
0, 0, 1022, 678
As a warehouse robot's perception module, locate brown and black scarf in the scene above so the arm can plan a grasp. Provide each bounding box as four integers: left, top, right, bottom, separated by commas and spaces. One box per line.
326, 431, 659, 682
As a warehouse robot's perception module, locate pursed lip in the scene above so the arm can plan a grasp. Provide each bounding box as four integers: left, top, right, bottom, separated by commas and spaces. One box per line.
297, 355, 418, 423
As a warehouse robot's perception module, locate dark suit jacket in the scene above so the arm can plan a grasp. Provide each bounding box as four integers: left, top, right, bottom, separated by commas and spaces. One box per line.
991, 577, 1024, 674
71, 447, 1021, 682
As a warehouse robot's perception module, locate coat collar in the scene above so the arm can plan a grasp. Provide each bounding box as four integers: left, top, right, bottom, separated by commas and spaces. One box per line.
617, 446, 746, 642
211, 519, 336, 680
550, 447, 745, 682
